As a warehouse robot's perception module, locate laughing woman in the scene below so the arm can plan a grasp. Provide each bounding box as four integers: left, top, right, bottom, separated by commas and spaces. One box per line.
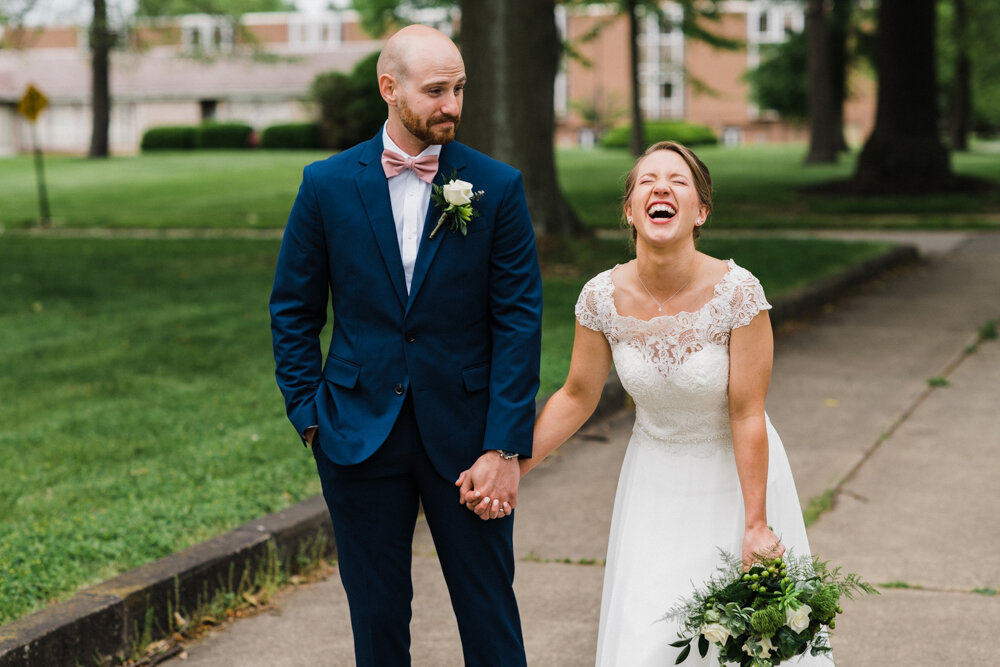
472, 141, 829, 665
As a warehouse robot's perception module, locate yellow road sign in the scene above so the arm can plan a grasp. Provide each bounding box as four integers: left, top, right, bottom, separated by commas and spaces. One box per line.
18, 84, 49, 123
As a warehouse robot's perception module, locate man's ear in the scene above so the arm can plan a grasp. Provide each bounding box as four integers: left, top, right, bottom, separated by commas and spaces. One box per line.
379, 73, 397, 105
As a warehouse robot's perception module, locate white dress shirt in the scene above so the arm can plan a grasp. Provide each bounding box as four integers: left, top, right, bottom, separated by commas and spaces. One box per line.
382, 126, 441, 293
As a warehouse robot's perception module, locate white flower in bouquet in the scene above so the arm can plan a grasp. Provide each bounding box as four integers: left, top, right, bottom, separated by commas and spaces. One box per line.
665, 550, 877, 665
700, 622, 731, 645
785, 604, 812, 633
743, 635, 776, 658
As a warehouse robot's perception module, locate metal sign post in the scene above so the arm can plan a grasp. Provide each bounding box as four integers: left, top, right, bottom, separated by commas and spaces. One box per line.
18, 84, 52, 227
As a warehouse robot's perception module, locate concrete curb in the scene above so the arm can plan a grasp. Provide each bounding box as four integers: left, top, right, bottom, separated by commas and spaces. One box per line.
0, 498, 334, 667
0, 244, 918, 667
768, 244, 920, 325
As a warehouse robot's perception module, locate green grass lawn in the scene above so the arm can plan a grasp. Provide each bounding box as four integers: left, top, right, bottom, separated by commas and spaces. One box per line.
0, 151, 326, 229
558, 143, 1000, 231
2, 144, 998, 231
0, 234, 891, 624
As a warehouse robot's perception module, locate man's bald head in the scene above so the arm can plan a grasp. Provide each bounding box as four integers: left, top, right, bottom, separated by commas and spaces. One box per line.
377, 24, 462, 85
377, 24, 465, 155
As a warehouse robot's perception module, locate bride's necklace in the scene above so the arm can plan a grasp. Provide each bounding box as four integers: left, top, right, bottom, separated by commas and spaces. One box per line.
635, 255, 698, 312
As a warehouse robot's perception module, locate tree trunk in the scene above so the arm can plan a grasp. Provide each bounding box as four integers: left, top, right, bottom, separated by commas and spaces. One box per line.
89, 0, 111, 158
829, 0, 852, 152
459, 0, 585, 237
949, 0, 971, 151
627, 0, 646, 157
853, 0, 951, 193
805, 0, 838, 163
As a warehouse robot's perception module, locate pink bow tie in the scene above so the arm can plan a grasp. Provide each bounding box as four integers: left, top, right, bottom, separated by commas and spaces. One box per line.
381, 149, 438, 183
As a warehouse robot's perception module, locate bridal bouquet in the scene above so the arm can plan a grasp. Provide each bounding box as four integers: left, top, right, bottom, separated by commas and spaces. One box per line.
664, 551, 877, 666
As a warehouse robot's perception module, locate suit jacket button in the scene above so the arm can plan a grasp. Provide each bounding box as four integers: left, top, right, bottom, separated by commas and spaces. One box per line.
394, 383, 405, 395
405, 331, 416, 343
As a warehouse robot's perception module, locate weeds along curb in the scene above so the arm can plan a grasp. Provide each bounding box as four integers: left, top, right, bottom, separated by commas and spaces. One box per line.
0, 244, 919, 667
0, 497, 334, 667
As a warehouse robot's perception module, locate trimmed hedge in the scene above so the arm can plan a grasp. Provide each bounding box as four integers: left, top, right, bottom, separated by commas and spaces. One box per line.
140, 123, 255, 151
259, 122, 322, 150
600, 120, 718, 149
140, 125, 198, 151
195, 122, 253, 149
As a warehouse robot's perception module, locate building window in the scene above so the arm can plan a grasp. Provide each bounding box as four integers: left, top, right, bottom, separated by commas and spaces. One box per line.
182, 15, 234, 53
639, 5, 685, 120
200, 99, 218, 122
288, 14, 342, 52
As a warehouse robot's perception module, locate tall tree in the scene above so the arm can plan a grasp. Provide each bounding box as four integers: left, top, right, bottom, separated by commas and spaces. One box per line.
852, 0, 951, 193
88, 0, 111, 158
459, 0, 583, 237
804, 0, 836, 163
828, 0, 852, 152
938, 0, 1000, 142
625, 0, 644, 156
947, 0, 971, 150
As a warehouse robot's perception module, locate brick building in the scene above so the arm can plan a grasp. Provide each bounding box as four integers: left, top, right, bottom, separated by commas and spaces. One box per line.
0, 1, 874, 155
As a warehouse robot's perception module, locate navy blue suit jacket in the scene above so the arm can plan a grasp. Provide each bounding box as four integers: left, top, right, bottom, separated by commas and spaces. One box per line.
269, 133, 542, 481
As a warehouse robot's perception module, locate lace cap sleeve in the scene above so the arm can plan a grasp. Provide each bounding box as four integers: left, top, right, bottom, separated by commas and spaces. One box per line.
725, 262, 772, 329
574, 270, 614, 334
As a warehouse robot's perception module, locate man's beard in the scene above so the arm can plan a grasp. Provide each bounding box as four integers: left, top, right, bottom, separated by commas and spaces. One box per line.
399, 97, 460, 145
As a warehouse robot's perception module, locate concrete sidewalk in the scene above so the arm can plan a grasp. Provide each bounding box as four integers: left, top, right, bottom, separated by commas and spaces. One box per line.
169, 232, 1000, 665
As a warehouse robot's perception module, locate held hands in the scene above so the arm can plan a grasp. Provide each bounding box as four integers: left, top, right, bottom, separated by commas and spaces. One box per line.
455, 451, 520, 521
742, 524, 785, 569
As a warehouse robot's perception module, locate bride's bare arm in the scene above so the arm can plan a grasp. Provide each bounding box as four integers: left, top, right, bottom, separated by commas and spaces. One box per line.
459, 321, 611, 514
520, 322, 613, 476
728, 310, 784, 565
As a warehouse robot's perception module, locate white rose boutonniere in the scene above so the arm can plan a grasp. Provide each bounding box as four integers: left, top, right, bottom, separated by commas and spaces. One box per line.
442, 179, 474, 206
429, 173, 485, 239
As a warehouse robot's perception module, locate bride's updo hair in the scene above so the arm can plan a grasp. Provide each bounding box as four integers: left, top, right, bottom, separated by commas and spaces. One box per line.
622, 141, 713, 241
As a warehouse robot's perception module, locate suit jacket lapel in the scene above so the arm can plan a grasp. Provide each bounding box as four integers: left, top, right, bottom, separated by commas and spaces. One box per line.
406, 142, 467, 313
355, 135, 408, 308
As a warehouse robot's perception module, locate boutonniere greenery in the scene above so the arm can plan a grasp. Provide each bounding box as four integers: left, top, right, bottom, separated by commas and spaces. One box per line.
429, 173, 485, 239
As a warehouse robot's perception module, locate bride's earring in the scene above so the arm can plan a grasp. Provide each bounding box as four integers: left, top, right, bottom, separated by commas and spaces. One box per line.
627, 215, 633, 225
695, 218, 703, 226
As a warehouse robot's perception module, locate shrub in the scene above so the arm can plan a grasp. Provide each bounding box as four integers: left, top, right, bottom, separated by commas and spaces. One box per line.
599, 120, 718, 149
259, 122, 322, 150
140, 125, 197, 151
195, 122, 254, 149
311, 51, 384, 150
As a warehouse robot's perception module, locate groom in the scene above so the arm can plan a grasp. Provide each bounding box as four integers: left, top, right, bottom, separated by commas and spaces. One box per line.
269, 24, 542, 666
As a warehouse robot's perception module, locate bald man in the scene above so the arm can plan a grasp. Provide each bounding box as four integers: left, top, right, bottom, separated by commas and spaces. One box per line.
270, 24, 541, 666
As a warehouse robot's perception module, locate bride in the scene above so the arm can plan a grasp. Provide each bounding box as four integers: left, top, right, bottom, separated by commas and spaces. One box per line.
463, 141, 828, 665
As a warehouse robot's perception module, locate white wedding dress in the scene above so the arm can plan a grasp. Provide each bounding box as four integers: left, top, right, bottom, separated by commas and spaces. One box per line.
577, 261, 830, 666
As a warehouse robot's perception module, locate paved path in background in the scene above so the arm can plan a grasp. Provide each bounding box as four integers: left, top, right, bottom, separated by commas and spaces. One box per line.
173, 231, 1000, 666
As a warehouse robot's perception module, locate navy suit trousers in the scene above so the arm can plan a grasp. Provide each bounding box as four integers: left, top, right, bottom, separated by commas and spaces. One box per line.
312, 393, 527, 667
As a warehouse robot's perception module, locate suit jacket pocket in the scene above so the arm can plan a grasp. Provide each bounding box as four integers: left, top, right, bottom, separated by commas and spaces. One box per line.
461, 363, 490, 393
323, 355, 361, 389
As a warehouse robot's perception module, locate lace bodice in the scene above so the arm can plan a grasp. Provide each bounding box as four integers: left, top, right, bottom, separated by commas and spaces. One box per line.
576, 260, 771, 453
